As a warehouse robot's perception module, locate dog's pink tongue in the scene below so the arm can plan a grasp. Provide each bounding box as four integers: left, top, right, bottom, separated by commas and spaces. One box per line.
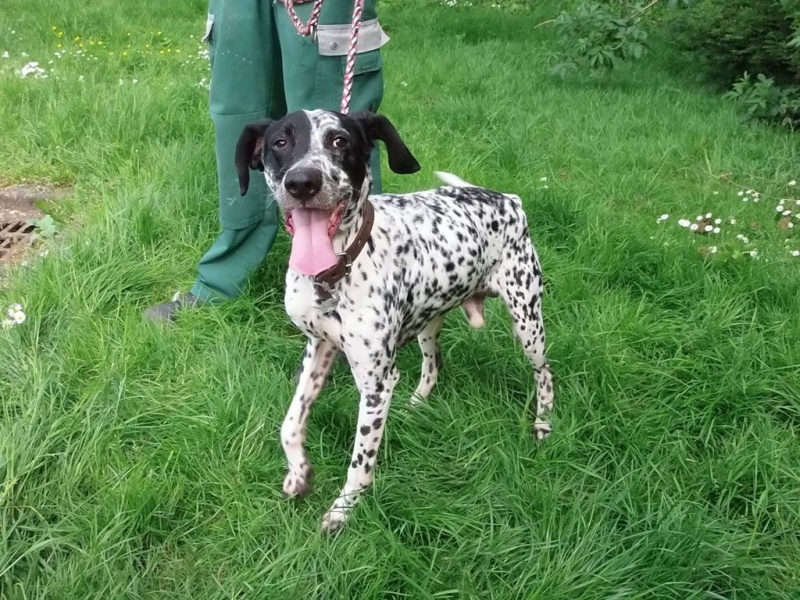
288, 208, 338, 276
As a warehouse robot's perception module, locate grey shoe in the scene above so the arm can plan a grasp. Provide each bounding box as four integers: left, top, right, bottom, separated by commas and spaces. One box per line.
144, 292, 202, 324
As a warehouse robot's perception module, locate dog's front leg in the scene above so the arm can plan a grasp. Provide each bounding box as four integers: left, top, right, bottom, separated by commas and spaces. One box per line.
321, 358, 400, 533
280, 337, 338, 498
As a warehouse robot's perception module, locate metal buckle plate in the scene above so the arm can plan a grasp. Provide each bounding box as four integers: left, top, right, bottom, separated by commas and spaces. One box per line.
337, 252, 352, 275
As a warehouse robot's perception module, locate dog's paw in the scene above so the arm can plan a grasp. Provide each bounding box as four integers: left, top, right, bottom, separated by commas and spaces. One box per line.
533, 419, 552, 442
320, 508, 348, 534
282, 465, 314, 498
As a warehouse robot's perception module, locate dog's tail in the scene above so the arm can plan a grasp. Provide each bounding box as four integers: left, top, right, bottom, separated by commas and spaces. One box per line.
435, 171, 475, 188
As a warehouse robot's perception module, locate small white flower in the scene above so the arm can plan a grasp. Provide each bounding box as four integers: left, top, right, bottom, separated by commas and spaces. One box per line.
777, 205, 785, 212
789, 223, 795, 229
746, 189, 753, 195
1, 51, 9, 59
712, 227, 720, 234
400, 81, 408, 87
783, 210, 793, 216
790, 180, 797, 186
2, 304, 25, 327
747, 250, 758, 257
705, 212, 712, 218
795, 200, 800, 206
709, 246, 718, 253
541, 184, 549, 189
713, 191, 719, 195
657, 214, 669, 223
729, 218, 737, 225
714, 218, 722, 225
704, 225, 713, 232
753, 197, 760, 203
678, 219, 691, 228
540, 176, 548, 182
792, 250, 800, 257
696, 215, 704, 221
752, 192, 760, 198
742, 197, 748, 202
690, 223, 699, 231
132, 78, 138, 84
19, 61, 47, 78
78, 75, 84, 82
738, 191, 745, 196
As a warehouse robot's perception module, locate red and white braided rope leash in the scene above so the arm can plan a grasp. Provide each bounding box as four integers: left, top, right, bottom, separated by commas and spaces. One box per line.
283, 0, 365, 114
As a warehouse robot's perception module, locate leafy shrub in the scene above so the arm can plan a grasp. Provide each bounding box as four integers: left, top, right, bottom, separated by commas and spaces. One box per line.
724, 72, 800, 128
551, 2, 649, 78
669, 0, 800, 88
669, 0, 800, 128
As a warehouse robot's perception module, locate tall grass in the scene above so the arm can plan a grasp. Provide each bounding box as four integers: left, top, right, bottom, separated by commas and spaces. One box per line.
1, 0, 799, 597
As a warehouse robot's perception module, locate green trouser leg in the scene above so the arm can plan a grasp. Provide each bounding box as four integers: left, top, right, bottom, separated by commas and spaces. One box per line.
193, 0, 386, 302
192, 0, 284, 302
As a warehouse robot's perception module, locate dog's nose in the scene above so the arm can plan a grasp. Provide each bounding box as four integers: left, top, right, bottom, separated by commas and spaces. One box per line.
284, 168, 323, 201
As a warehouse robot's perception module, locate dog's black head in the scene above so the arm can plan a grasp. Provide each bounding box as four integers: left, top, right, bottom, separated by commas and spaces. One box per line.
235, 110, 420, 217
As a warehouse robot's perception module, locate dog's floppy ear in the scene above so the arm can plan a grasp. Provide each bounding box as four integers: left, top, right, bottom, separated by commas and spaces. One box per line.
351, 111, 421, 175
235, 120, 272, 196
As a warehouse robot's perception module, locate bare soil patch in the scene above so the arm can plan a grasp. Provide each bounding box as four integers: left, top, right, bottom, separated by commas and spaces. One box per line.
0, 183, 69, 267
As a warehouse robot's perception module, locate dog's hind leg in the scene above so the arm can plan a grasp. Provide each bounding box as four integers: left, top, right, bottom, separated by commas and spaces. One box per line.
410, 315, 445, 406
491, 252, 554, 441
280, 337, 338, 498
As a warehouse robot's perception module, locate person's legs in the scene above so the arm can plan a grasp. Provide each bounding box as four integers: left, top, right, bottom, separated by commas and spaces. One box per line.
146, 0, 285, 321
195, 0, 288, 300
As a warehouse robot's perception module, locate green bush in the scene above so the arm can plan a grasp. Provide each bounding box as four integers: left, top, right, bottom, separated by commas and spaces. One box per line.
551, 2, 650, 78
670, 0, 800, 88
723, 72, 800, 128
669, 0, 800, 128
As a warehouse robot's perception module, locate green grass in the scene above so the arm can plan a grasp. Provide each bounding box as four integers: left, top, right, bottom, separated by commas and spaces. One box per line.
2, 0, 800, 597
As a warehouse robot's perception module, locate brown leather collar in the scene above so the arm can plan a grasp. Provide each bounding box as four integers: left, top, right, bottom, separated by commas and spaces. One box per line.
313, 200, 375, 300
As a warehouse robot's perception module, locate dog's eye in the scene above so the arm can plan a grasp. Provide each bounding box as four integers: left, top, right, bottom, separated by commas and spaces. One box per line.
273, 138, 288, 149
332, 136, 348, 149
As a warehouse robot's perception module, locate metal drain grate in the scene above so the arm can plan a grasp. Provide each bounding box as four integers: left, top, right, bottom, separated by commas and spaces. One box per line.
0, 220, 37, 262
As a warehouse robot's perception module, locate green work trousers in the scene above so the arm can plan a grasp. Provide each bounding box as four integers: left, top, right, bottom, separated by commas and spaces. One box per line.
192, 0, 386, 302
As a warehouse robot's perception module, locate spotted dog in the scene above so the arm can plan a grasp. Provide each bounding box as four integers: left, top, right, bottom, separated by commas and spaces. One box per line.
235, 109, 554, 533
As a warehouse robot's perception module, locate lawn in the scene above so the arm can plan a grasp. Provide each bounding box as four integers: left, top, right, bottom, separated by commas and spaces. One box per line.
1, 0, 800, 598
